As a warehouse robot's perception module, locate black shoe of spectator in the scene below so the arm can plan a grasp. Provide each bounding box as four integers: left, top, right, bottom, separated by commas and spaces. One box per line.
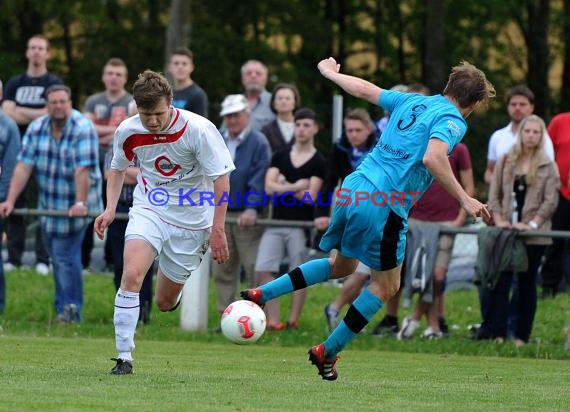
541, 286, 557, 299
470, 326, 494, 341
371, 316, 399, 337
439, 317, 449, 336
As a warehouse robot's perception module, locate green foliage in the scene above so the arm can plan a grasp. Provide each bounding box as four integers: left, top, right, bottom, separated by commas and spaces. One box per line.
1, 269, 569, 360
0, 0, 566, 184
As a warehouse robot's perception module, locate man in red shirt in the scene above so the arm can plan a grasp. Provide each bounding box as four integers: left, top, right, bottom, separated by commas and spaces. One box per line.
540, 113, 570, 296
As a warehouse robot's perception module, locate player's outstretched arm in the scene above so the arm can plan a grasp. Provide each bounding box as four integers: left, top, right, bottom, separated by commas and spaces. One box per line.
317, 57, 382, 105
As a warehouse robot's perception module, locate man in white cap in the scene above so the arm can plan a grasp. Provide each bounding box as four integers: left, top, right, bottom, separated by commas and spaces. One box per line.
212, 94, 271, 317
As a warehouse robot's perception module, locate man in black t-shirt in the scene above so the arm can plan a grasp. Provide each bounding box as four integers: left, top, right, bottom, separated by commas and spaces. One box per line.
168, 47, 209, 118
1, 34, 63, 274
254, 108, 326, 330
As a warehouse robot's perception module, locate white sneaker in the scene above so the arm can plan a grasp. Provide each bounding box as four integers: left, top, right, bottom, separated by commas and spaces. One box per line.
3, 262, 17, 272
422, 327, 443, 340
397, 316, 419, 340
35, 263, 49, 276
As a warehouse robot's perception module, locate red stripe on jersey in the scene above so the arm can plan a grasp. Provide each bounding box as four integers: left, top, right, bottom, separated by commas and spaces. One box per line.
142, 175, 148, 193
123, 121, 188, 161
167, 108, 181, 130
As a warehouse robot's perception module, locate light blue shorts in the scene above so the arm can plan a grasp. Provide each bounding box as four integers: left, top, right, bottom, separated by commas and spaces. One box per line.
319, 173, 407, 271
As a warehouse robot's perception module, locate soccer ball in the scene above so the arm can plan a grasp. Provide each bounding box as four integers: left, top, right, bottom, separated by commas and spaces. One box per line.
221, 300, 266, 344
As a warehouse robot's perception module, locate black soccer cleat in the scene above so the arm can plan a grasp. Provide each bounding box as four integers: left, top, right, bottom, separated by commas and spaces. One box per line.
110, 358, 133, 375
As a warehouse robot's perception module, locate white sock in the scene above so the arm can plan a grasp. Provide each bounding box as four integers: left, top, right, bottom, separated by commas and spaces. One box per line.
114, 288, 140, 361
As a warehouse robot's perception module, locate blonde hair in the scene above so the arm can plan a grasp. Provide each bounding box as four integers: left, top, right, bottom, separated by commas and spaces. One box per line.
344, 107, 373, 126
504, 114, 546, 186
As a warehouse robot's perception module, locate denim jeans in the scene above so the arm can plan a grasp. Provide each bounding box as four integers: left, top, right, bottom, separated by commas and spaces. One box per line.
42, 225, 87, 320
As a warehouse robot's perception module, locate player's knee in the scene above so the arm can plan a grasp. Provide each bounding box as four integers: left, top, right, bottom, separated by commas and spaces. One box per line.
374, 277, 400, 302
155, 296, 174, 312
330, 257, 356, 278
385, 281, 400, 300
120, 267, 145, 291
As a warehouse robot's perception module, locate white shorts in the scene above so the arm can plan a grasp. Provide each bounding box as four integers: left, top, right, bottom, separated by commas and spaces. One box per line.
125, 207, 210, 284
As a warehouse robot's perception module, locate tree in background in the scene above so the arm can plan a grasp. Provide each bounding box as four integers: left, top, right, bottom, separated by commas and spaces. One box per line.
1, 0, 568, 186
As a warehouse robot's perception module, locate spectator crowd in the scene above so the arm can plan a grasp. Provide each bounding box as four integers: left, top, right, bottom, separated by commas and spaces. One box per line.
0, 34, 568, 353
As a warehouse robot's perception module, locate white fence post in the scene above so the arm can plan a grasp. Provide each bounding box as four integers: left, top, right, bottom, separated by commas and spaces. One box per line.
180, 250, 210, 331
332, 94, 343, 142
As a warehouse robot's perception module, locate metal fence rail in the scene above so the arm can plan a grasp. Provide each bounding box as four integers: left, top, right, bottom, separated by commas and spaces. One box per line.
12, 208, 570, 239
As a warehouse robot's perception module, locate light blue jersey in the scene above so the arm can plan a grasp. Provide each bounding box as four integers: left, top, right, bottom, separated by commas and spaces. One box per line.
321, 90, 468, 270
357, 90, 467, 217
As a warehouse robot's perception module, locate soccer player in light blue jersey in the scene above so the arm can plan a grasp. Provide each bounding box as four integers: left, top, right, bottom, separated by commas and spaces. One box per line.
242, 57, 495, 380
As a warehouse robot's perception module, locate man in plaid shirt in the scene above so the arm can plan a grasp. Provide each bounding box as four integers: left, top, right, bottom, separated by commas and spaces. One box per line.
0, 84, 102, 323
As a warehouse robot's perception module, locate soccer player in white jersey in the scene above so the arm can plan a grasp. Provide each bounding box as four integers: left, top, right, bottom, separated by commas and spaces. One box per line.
94, 70, 235, 375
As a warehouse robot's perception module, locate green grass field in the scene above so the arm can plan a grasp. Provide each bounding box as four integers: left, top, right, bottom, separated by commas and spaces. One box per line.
0, 269, 569, 411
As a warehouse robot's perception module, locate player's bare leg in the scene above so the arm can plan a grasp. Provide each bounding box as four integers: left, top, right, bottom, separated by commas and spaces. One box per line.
154, 268, 185, 312
111, 239, 156, 375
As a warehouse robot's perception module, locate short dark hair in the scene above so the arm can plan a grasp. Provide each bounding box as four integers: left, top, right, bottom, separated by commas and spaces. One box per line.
132, 70, 172, 109
28, 34, 49, 49
507, 85, 534, 105
105, 57, 127, 68
269, 83, 301, 114
104, 57, 128, 75
171, 47, 193, 60
46, 84, 72, 99
294, 107, 317, 122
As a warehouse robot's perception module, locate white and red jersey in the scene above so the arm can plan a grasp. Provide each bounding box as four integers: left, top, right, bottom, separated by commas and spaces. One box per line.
111, 107, 235, 229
